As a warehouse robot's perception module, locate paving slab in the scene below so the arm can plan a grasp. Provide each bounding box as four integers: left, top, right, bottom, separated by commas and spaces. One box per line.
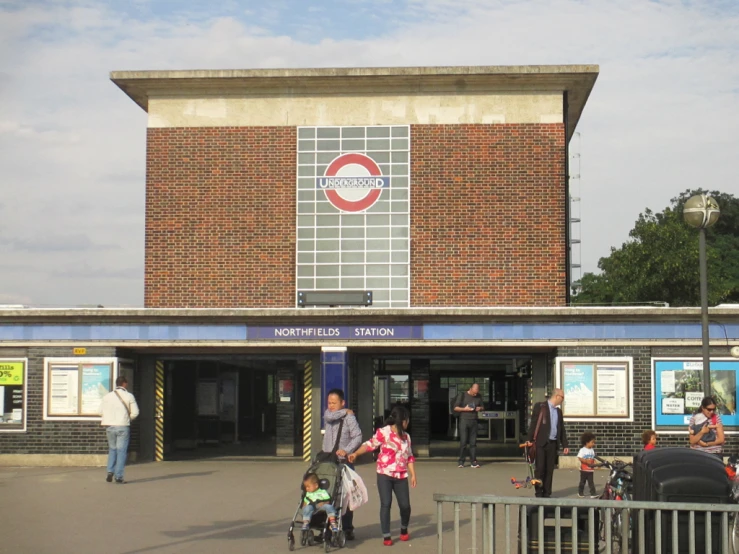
0, 458, 592, 553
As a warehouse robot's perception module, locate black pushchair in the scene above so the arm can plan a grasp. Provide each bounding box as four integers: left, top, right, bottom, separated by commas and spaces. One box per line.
287, 455, 348, 552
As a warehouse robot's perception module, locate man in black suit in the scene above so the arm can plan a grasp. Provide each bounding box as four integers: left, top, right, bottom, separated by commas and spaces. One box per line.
525, 388, 569, 498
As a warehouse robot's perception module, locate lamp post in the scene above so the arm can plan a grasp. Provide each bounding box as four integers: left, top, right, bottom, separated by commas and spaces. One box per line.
683, 194, 721, 396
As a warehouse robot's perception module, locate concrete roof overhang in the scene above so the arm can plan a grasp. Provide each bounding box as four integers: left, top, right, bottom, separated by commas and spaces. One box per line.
110, 65, 599, 142
0, 306, 736, 325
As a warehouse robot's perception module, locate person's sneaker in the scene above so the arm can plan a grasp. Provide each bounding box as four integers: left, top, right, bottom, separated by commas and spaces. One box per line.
577, 493, 584, 498
115, 478, 126, 484
106, 472, 114, 483
590, 494, 600, 499
400, 528, 410, 541
383, 538, 393, 546
471, 461, 481, 469
457, 463, 465, 468
345, 530, 355, 541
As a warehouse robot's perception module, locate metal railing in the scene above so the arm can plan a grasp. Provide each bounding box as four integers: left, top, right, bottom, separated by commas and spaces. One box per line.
434, 494, 739, 554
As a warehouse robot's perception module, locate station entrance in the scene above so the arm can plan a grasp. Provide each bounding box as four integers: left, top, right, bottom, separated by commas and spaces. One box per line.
368, 355, 536, 458
162, 356, 304, 458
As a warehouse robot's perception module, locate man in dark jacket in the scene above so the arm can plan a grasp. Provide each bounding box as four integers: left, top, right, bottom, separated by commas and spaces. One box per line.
525, 388, 569, 498
454, 383, 484, 468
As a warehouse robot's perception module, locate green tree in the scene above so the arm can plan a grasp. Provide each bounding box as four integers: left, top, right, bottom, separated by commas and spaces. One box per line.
572, 189, 739, 307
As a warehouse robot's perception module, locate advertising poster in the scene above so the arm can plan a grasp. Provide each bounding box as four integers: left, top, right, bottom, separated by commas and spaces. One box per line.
562, 364, 595, 416
49, 367, 79, 415
2, 385, 25, 425
414, 380, 429, 399
0, 362, 24, 386
596, 366, 628, 416
279, 379, 294, 403
80, 364, 111, 415
0, 360, 25, 427
654, 359, 739, 427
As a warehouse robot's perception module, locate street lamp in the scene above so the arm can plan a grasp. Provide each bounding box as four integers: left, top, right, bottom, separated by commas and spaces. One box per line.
683, 194, 720, 396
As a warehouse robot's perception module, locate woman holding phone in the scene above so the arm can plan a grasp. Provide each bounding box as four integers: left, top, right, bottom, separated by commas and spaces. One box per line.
688, 396, 725, 458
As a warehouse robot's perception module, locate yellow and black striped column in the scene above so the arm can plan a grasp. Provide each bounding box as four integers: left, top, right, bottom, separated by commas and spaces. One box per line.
303, 360, 313, 462
154, 360, 164, 462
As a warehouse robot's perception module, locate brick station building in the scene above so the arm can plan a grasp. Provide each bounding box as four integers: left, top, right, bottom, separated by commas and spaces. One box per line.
1, 65, 738, 466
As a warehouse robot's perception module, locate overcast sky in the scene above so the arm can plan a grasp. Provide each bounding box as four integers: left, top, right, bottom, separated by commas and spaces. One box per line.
1, 0, 738, 307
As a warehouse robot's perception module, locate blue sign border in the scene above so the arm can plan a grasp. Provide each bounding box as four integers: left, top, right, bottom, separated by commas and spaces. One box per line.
654, 359, 739, 427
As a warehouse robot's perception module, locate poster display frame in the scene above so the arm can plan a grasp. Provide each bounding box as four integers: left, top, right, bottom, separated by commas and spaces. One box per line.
652, 357, 739, 430
0, 358, 28, 433
555, 357, 633, 422
43, 357, 118, 421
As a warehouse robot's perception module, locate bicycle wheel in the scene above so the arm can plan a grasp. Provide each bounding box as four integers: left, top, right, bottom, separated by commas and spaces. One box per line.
609, 506, 634, 554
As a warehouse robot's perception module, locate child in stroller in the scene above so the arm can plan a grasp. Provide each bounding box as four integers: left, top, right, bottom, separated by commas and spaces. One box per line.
302, 473, 339, 533
287, 458, 348, 551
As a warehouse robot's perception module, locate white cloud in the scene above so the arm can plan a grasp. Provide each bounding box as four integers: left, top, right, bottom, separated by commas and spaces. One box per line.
1, 0, 738, 306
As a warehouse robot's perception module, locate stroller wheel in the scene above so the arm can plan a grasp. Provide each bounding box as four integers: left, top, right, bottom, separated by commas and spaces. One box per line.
337, 530, 346, 548
307, 533, 316, 546
288, 536, 295, 551
301, 529, 308, 546
324, 537, 331, 553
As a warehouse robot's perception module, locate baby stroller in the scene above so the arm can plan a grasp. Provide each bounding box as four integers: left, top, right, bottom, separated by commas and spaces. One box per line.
287, 455, 348, 552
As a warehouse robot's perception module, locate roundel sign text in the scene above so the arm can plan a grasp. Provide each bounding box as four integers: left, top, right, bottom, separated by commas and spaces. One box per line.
316, 153, 389, 212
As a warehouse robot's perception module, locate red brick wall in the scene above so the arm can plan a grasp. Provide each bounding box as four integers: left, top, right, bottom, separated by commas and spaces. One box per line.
145, 124, 566, 308
145, 127, 296, 308
411, 124, 567, 306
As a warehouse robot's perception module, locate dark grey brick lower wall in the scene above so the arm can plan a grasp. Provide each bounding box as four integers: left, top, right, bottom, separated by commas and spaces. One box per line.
0, 347, 139, 457
555, 346, 738, 458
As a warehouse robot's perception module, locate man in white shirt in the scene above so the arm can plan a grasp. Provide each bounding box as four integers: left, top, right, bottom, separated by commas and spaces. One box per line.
100, 376, 139, 484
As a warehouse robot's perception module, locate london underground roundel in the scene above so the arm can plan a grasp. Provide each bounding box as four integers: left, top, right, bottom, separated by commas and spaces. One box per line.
316, 153, 389, 212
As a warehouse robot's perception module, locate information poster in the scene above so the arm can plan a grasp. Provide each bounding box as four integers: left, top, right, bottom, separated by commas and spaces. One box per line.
558, 358, 631, 420
0, 360, 25, 428
49, 367, 79, 415
448, 385, 457, 414
80, 365, 111, 415
654, 359, 739, 427
562, 364, 595, 416
597, 366, 628, 416
197, 381, 218, 416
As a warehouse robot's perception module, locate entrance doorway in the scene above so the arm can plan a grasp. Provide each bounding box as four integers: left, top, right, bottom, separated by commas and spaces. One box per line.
165, 358, 299, 458
368, 356, 532, 458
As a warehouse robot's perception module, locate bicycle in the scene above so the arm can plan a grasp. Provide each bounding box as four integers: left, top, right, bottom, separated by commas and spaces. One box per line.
725, 454, 739, 554
593, 457, 633, 554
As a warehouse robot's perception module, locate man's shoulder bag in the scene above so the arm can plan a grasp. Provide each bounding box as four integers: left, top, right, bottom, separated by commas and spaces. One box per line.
316, 417, 345, 463
114, 389, 131, 418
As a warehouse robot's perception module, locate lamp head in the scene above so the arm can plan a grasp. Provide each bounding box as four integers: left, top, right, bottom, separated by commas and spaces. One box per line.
683, 194, 720, 229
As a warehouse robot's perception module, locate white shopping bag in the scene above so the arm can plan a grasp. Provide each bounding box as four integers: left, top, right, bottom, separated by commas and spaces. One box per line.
341, 466, 369, 513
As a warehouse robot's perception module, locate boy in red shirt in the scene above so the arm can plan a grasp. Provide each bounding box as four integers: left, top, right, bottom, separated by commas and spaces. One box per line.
642, 430, 657, 450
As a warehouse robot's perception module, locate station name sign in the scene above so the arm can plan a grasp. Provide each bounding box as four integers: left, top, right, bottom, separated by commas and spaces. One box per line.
247, 326, 422, 340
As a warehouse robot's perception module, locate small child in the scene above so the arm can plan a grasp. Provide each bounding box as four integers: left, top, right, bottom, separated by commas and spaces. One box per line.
642, 430, 657, 450
577, 432, 598, 498
689, 417, 717, 443
302, 473, 338, 532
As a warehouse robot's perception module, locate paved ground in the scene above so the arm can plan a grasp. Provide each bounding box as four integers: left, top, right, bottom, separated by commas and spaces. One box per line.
0, 458, 593, 554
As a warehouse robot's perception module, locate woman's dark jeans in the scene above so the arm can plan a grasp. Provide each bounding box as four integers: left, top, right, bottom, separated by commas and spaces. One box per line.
377, 473, 411, 537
